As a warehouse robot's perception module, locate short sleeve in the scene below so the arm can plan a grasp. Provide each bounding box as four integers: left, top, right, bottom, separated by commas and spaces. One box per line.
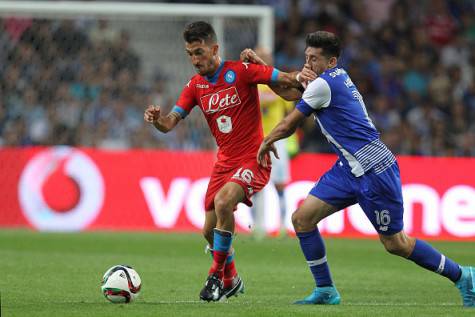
175, 80, 197, 118
296, 77, 331, 116
241, 63, 277, 85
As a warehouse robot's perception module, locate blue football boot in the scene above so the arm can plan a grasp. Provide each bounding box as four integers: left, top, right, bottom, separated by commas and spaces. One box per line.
455, 266, 475, 307
294, 286, 341, 305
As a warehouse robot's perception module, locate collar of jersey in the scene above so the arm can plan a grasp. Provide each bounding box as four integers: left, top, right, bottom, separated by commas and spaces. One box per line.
204, 61, 225, 84
323, 66, 338, 76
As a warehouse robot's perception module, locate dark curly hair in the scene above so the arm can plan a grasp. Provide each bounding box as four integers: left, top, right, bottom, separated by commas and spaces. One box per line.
183, 21, 217, 44
305, 31, 341, 58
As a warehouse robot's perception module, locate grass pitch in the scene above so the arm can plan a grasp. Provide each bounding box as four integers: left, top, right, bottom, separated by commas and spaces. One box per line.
0, 230, 474, 317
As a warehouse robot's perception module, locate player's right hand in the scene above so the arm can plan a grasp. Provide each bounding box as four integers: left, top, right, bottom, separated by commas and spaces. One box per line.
297, 64, 317, 88
144, 105, 161, 124
240, 48, 252, 62
257, 140, 279, 168
240, 48, 266, 65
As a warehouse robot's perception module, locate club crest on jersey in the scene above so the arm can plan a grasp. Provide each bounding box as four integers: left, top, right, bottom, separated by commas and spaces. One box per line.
224, 70, 236, 84
216, 115, 232, 133
200, 86, 242, 113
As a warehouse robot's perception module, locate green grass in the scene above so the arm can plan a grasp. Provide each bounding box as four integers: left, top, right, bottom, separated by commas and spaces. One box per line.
0, 230, 474, 317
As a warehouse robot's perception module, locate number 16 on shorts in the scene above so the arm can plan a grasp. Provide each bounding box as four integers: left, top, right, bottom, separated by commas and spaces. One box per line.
374, 210, 390, 232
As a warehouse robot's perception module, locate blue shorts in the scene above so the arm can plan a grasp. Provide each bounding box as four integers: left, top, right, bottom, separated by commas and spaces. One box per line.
309, 161, 404, 235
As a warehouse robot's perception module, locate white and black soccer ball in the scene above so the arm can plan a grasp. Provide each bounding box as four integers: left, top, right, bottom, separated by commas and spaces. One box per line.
101, 265, 142, 303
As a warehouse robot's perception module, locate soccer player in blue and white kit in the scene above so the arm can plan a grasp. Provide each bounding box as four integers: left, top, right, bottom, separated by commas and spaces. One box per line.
255, 31, 475, 307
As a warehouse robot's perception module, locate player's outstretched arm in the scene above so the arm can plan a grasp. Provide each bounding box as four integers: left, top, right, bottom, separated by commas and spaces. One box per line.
277, 65, 316, 88
257, 108, 306, 167
267, 83, 303, 101
272, 64, 316, 100
144, 105, 181, 133
240, 48, 310, 101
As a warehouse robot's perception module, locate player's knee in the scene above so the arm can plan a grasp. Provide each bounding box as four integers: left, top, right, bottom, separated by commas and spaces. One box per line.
214, 196, 233, 215
291, 210, 312, 232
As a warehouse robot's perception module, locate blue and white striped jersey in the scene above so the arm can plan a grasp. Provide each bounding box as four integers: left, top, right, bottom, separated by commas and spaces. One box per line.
296, 67, 395, 177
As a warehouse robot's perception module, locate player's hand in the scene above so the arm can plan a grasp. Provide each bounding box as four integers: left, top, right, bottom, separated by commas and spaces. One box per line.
144, 105, 161, 124
296, 64, 316, 88
240, 48, 267, 65
257, 140, 279, 168
240, 48, 252, 62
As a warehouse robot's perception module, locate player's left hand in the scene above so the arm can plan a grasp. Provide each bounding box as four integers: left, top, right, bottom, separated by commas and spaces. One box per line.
257, 140, 279, 167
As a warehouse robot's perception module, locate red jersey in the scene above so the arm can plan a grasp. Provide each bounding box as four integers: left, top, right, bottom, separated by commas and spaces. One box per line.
175, 61, 277, 163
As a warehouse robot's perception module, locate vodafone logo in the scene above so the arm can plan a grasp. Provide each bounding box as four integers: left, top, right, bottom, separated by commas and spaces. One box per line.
140, 176, 475, 238
18, 147, 104, 231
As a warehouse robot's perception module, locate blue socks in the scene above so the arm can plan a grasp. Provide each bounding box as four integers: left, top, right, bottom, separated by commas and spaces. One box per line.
213, 228, 233, 252
296, 228, 333, 287
296, 229, 461, 287
296, 230, 461, 287
209, 229, 233, 278
408, 239, 461, 283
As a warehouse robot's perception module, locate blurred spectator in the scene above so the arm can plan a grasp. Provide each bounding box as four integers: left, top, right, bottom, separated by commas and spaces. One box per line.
274, 36, 302, 71
89, 19, 119, 45
362, 0, 395, 30
424, 0, 457, 47
111, 30, 140, 75
52, 20, 88, 58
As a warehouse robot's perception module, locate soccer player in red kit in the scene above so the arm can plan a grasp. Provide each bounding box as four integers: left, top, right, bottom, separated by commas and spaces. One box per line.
144, 21, 314, 302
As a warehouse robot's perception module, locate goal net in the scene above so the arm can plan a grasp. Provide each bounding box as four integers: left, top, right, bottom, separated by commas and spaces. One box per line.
0, 1, 274, 149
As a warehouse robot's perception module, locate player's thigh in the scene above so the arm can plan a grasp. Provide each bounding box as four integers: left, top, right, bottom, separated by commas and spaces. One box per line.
229, 157, 271, 208
214, 181, 245, 212
357, 164, 404, 235
292, 195, 339, 230
308, 162, 358, 212
204, 164, 229, 211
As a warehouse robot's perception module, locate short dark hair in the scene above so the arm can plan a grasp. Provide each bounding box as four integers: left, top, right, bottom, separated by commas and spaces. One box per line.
305, 31, 341, 58
183, 21, 217, 44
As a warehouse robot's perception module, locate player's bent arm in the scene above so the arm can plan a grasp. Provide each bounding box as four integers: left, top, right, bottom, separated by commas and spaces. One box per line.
264, 108, 306, 145
144, 105, 182, 133
275, 71, 301, 89
268, 83, 303, 101
153, 112, 181, 133
275, 68, 316, 89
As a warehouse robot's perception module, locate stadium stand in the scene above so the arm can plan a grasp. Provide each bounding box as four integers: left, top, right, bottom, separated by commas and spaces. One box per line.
1, 0, 474, 156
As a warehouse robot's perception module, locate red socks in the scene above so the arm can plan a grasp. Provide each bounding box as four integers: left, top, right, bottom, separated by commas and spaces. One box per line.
223, 259, 237, 289
208, 250, 227, 279
208, 249, 238, 288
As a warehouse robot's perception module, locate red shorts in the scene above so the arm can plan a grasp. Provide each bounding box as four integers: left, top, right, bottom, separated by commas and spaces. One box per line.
204, 157, 271, 212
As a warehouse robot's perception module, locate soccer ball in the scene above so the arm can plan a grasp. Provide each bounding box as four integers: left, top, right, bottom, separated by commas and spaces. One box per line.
101, 265, 142, 303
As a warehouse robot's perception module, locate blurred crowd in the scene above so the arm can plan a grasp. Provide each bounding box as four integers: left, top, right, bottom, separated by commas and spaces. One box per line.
269, 0, 475, 157
1, 18, 152, 148
1, 0, 475, 157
